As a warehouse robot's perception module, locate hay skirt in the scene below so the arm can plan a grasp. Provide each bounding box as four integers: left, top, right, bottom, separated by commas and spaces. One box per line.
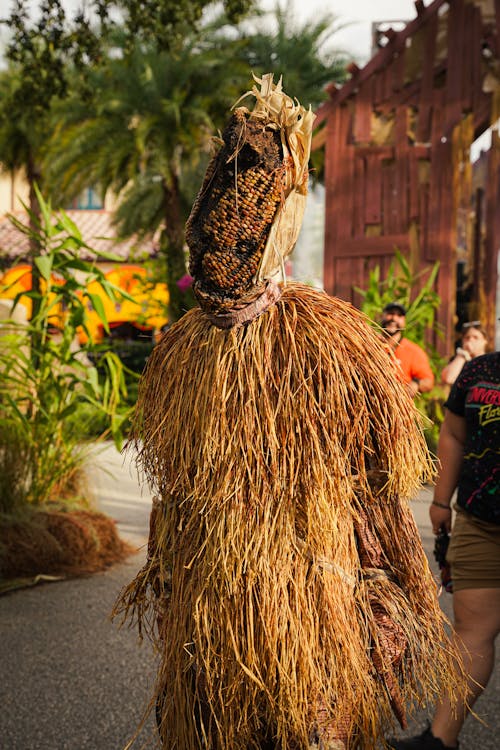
116, 284, 464, 750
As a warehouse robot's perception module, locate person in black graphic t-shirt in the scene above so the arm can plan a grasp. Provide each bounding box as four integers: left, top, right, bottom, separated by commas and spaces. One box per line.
389, 352, 500, 750
444, 351, 499, 523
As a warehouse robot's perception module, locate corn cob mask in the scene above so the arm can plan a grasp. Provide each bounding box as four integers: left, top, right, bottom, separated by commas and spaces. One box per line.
186, 74, 314, 316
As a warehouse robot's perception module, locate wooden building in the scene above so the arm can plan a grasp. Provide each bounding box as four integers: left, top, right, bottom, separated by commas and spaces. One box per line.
313, 0, 500, 355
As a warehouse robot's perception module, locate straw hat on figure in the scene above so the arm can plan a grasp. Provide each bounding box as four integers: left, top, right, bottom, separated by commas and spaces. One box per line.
115, 75, 464, 750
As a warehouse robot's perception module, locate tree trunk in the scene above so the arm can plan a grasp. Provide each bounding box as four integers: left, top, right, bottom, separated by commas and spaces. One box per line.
162, 176, 194, 323
27, 156, 43, 376
27, 157, 42, 307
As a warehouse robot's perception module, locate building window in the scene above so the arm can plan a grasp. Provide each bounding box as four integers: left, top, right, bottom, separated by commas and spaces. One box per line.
68, 187, 103, 210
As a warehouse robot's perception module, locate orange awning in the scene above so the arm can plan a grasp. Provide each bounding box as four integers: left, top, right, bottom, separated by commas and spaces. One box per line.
0, 264, 64, 325
79, 265, 169, 342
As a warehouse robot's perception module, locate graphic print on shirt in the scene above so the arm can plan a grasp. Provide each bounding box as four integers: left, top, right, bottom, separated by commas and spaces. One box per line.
462, 378, 500, 519
467, 383, 500, 427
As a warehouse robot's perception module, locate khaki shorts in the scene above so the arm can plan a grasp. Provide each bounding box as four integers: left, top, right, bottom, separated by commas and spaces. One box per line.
446, 509, 500, 591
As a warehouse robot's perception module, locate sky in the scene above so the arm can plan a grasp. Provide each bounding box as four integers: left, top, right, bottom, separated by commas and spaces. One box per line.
1, 1, 430, 65
260, 0, 430, 63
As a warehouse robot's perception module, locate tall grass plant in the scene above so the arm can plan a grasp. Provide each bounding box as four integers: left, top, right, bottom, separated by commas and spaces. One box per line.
0, 188, 132, 512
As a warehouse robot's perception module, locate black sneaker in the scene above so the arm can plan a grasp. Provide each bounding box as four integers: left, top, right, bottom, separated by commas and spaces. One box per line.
387, 726, 458, 750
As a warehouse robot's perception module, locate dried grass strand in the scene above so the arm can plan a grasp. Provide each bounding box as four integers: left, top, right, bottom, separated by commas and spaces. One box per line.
115, 283, 465, 749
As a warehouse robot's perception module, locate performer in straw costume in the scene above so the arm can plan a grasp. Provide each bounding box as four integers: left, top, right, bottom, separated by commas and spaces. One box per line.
115, 75, 464, 750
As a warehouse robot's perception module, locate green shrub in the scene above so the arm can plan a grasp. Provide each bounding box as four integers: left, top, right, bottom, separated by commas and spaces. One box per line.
0, 419, 31, 515
355, 249, 442, 350
421, 387, 447, 458
107, 338, 153, 374
0, 188, 132, 510
355, 249, 447, 453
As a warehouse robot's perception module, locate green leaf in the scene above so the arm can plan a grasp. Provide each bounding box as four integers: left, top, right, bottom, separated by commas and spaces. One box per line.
84, 246, 125, 262
62, 258, 99, 274
34, 255, 53, 281
87, 293, 110, 334
55, 210, 83, 242
86, 367, 100, 397
34, 183, 53, 234
99, 279, 137, 304
6, 212, 34, 237
58, 236, 82, 252
58, 403, 79, 420
69, 306, 85, 328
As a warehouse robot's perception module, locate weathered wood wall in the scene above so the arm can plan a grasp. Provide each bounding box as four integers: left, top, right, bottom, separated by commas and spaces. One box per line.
314, 0, 500, 355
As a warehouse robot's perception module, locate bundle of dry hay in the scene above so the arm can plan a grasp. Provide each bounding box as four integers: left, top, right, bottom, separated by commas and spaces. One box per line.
1, 507, 133, 587
115, 75, 464, 750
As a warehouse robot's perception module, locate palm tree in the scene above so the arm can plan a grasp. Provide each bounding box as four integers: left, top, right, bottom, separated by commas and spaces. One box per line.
45, 28, 248, 321
0, 0, 103, 335
0, 68, 45, 234
236, 0, 351, 110
0, 66, 50, 365
44, 5, 350, 321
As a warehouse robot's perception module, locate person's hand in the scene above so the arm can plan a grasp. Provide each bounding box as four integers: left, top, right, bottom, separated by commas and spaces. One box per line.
406, 379, 419, 398
456, 346, 471, 361
429, 502, 452, 534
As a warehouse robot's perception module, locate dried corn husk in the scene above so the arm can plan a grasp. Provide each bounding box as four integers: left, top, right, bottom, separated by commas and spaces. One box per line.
186, 74, 314, 313
237, 73, 314, 284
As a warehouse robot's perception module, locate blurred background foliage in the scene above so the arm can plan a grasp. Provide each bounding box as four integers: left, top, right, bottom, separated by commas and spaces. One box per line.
0, 1, 450, 461
356, 250, 447, 456
0, 0, 351, 321
0, 189, 132, 514
0, 0, 352, 515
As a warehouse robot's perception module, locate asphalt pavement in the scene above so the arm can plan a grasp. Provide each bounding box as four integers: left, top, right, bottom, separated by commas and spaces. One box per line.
0, 443, 498, 749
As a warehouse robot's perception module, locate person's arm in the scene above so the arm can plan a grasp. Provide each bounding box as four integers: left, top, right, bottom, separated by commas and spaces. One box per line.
407, 371, 434, 396
408, 344, 434, 394
406, 378, 426, 397
407, 368, 434, 396
415, 374, 434, 394
440, 348, 470, 386
429, 410, 466, 533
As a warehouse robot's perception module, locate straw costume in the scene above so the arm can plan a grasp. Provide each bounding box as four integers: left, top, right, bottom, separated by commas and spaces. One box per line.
115, 75, 464, 750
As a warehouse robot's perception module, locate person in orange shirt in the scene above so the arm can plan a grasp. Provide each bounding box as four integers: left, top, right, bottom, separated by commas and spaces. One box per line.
380, 302, 435, 397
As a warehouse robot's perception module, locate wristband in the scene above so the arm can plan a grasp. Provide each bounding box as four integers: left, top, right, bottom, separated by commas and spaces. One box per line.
432, 501, 451, 510
456, 347, 471, 362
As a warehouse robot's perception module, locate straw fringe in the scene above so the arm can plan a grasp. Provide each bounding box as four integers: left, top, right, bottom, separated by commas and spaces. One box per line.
115, 283, 465, 749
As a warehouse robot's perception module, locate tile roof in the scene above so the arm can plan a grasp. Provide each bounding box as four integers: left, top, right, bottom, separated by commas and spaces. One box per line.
0, 209, 159, 264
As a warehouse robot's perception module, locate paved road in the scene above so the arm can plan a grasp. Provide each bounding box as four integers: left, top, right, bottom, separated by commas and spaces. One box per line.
0, 444, 498, 749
